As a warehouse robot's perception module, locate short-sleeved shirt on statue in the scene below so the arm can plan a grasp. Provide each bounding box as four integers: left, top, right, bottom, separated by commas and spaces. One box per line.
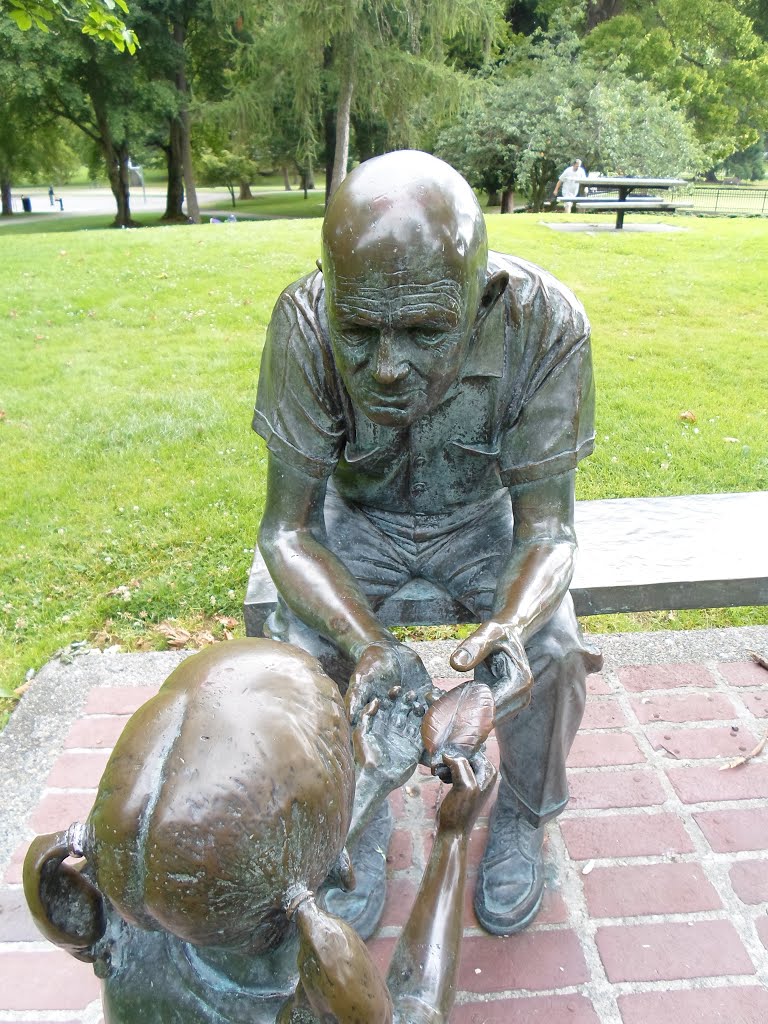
253, 252, 595, 517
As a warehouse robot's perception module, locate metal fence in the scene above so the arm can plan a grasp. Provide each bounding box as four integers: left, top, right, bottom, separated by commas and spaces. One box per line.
686, 186, 768, 216
586, 185, 768, 217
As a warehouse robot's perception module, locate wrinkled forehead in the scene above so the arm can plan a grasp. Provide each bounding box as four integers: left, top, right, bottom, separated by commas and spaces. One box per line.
331, 269, 465, 329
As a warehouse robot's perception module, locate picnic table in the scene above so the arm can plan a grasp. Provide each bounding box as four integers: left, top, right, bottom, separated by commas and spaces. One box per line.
560, 175, 691, 229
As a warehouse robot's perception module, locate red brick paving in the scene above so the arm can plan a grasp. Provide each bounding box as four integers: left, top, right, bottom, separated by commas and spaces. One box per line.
567, 768, 667, 809
617, 986, 768, 1024
729, 860, 768, 904
646, 723, 760, 759
618, 663, 717, 691
632, 691, 738, 724
595, 919, 755, 982
582, 862, 722, 917
3, 661, 768, 1022
560, 812, 696, 859
694, 807, 768, 852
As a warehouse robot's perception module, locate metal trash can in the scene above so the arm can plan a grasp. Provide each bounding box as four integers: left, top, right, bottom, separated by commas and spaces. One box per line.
21, 196, 32, 213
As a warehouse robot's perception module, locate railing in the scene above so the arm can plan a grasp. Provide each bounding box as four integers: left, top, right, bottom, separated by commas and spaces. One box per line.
582, 184, 768, 216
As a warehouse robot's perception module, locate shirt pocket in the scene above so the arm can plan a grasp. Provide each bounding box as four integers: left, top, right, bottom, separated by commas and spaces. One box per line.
443, 439, 503, 503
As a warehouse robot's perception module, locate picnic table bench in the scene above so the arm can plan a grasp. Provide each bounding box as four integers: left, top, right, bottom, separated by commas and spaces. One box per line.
244, 491, 768, 636
558, 176, 693, 229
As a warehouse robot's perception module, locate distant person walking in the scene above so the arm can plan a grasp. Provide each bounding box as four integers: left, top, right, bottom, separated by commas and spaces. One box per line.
48, 186, 55, 206
553, 159, 586, 213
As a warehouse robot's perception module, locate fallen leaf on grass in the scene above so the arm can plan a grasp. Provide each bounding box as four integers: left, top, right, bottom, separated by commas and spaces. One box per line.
13, 679, 33, 698
678, 410, 697, 423
748, 650, 768, 671
155, 622, 192, 648
214, 615, 238, 630
719, 731, 768, 770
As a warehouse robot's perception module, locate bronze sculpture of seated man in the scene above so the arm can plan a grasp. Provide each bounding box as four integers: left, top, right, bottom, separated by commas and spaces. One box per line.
254, 150, 602, 936
24, 639, 495, 1024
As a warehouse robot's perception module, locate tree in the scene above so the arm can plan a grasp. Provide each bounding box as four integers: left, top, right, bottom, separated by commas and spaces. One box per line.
583, 0, 768, 164
0, 20, 81, 214
3, 0, 138, 52
223, 0, 505, 201
436, 25, 705, 210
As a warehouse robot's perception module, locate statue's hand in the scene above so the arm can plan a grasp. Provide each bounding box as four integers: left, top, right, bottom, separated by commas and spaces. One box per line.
450, 623, 533, 724
347, 639, 433, 725
437, 752, 497, 835
353, 695, 425, 793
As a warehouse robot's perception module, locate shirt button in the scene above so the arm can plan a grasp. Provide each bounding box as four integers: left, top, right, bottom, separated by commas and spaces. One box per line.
412, 482, 427, 496
413, 455, 426, 469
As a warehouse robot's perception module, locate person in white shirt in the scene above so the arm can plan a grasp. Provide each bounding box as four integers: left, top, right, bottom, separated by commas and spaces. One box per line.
553, 159, 587, 213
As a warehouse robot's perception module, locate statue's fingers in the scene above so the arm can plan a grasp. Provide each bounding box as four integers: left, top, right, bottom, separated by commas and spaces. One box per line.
442, 754, 475, 792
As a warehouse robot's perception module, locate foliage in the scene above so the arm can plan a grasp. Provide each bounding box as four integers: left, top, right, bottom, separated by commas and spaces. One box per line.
718, 139, 766, 182
2, 213, 767, 724
436, 24, 705, 209
3, 0, 139, 52
0, 22, 81, 213
583, 0, 768, 162
219, 0, 505, 188
197, 147, 260, 205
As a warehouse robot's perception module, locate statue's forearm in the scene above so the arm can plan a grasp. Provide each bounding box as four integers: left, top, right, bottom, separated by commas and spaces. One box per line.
386, 830, 466, 1022
492, 539, 575, 643
259, 527, 392, 659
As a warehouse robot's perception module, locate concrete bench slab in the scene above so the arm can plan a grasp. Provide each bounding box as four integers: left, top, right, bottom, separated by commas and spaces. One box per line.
244, 492, 768, 634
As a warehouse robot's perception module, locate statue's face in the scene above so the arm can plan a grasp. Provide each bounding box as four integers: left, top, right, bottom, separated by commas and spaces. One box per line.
326, 261, 479, 427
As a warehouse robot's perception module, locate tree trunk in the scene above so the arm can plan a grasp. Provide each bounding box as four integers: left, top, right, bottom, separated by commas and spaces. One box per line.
173, 21, 200, 224
162, 118, 186, 221
282, 165, 292, 190
329, 69, 354, 199
92, 97, 134, 227
585, 1, 625, 31
487, 189, 500, 207
1, 178, 13, 216
500, 189, 514, 213
324, 103, 336, 201
239, 180, 253, 200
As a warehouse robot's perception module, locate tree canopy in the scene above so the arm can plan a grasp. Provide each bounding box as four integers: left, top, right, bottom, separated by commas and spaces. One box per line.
3, 0, 138, 52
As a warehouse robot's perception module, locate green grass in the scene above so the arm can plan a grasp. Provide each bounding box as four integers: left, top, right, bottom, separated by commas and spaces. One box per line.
203, 189, 327, 219
1, 213, 767, 725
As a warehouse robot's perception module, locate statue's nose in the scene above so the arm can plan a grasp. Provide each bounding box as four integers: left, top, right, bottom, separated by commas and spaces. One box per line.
372, 330, 408, 384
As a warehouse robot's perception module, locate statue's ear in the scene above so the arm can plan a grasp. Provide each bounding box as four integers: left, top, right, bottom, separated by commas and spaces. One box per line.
23, 831, 106, 963
474, 270, 508, 333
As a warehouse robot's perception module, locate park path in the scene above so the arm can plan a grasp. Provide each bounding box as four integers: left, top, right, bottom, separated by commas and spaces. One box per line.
1, 628, 767, 1023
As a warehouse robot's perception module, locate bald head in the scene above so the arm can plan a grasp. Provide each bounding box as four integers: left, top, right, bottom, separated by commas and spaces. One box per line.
322, 151, 488, 288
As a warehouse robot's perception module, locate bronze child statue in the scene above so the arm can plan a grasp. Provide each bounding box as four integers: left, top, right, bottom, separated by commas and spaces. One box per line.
254, 149, 602, 935
24, 639, 495, 1023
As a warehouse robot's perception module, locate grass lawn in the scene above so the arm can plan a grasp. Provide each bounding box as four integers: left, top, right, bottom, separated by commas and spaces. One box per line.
1, 212, 767, 725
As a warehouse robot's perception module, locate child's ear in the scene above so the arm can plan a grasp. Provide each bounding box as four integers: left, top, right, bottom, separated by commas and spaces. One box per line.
23, 831, 106, 963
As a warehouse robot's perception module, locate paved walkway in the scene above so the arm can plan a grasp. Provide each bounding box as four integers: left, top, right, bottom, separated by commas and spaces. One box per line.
1, 627, 767, 1023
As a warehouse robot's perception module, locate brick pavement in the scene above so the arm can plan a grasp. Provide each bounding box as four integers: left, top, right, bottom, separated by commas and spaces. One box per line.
1, 632, 767, 1023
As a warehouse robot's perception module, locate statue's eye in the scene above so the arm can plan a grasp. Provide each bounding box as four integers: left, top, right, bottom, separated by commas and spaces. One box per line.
411, 327, 442, 347
340, 325, 377, 347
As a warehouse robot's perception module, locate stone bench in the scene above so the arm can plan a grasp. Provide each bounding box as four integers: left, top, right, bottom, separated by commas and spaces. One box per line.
244, 491, 768, 637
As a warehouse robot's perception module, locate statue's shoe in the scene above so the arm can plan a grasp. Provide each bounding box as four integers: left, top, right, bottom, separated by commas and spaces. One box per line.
474, 785, 545, 935
321, 800, 392, 940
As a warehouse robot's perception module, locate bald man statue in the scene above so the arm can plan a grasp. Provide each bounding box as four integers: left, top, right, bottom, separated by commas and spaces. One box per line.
254, 150, 602, 937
